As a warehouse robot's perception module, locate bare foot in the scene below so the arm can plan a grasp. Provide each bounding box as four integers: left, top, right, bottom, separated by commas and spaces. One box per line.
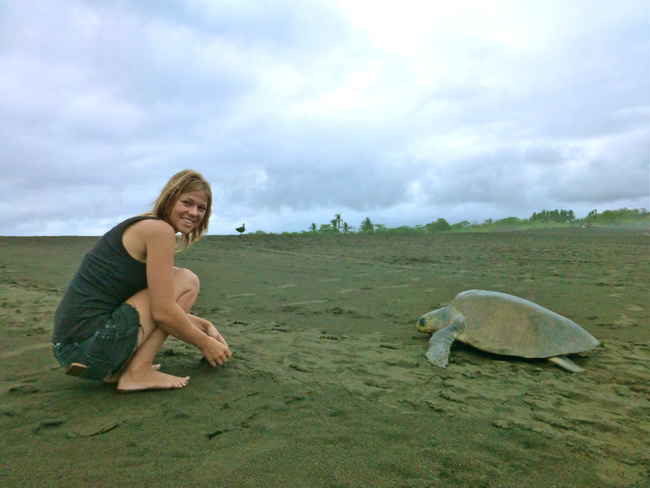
103, 364, 161, 384
116, 365, 190, 393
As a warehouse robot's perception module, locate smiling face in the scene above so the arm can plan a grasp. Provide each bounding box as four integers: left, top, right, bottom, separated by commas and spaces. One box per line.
169, 190, 208, 235
152, 170, 213, 250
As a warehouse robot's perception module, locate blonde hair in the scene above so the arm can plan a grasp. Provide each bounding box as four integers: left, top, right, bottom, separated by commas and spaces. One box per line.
150, 170, 212, 250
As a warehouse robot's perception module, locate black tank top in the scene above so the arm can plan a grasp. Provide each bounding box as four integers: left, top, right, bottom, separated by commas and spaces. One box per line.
52, 216, 161, 343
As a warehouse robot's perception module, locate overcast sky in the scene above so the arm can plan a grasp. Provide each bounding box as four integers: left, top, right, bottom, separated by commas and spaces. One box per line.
1, 0, 648, 236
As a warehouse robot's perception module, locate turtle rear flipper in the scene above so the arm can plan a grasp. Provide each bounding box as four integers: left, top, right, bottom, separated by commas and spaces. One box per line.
547, 355, 584, 373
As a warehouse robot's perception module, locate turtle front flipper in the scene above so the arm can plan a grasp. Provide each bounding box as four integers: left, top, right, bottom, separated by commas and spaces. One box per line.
425, 316, 465, 368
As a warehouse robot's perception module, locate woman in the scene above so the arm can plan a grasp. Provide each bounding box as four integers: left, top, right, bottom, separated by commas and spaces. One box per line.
52, 170, 231, 393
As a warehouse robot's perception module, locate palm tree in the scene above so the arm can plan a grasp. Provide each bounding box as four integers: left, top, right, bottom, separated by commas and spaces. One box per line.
360, 217, 374, 233
331, 213, 342, 233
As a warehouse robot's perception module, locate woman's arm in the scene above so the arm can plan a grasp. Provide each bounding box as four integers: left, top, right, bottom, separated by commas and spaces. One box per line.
142, 221, 230, 365
188, 314, 229, 347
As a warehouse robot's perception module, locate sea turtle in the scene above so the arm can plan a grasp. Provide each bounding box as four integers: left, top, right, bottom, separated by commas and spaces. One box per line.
417, 290, 600, 372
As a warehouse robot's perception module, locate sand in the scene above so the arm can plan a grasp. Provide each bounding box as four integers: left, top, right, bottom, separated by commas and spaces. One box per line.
1, 229, 648, 487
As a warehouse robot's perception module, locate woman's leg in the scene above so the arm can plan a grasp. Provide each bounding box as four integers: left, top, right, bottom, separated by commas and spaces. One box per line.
116, 268, 201, 392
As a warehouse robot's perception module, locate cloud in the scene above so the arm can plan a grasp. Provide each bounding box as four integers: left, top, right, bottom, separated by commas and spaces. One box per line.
0, 0, 647, 236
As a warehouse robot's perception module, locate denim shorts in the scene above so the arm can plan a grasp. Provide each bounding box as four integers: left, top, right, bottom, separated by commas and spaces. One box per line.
52, 303, 142, 381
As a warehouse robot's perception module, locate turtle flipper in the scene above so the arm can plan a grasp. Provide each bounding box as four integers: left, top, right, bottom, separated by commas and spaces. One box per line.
548, 356, 584, 373
425, 318, 465, 368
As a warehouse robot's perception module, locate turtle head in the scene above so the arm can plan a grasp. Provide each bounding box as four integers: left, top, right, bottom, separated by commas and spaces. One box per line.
417, 308, 449, 334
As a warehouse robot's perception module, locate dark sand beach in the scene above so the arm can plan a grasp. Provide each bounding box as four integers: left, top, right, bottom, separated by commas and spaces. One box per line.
1, 229, 648, 487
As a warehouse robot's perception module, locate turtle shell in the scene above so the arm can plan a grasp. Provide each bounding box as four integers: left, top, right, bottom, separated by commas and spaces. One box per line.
452, 290, 600, 358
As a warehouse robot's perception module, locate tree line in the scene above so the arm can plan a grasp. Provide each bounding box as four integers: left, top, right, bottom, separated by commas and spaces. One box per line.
259, 208, 648, 236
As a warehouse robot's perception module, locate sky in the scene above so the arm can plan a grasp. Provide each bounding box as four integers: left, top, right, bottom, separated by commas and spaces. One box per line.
1, 0, 648, 236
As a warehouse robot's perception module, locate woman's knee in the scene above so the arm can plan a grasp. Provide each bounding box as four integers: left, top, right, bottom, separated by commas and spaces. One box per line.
174, 267, 200, 297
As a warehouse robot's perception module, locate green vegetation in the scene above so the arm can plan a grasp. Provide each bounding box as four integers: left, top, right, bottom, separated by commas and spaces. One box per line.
250, 208, 648, 236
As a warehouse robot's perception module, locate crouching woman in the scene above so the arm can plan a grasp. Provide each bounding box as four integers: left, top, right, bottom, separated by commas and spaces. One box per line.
52, 170, 231, 393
